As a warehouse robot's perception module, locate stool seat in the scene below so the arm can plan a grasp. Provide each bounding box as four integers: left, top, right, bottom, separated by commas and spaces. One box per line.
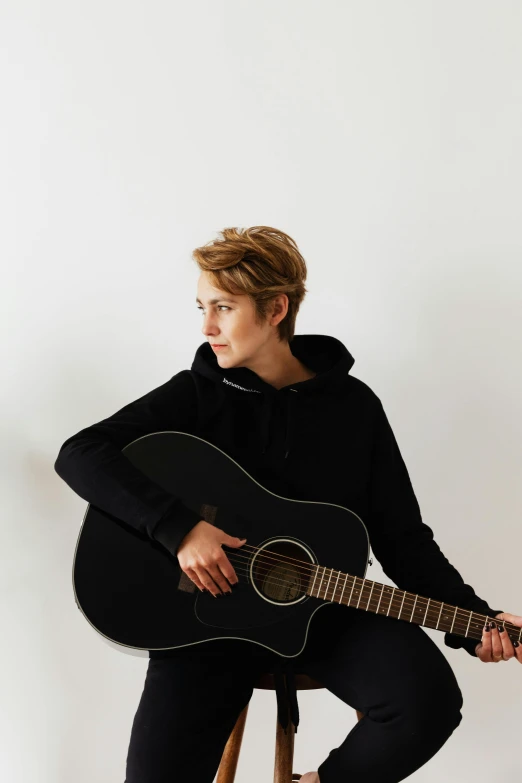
255, 672, 324, 691
216, 670, 364, 783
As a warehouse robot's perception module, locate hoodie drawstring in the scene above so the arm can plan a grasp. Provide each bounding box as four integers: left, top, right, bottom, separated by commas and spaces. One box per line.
259, 396, 273, 455
260, 389, 298, 460
284, 389, 298, 459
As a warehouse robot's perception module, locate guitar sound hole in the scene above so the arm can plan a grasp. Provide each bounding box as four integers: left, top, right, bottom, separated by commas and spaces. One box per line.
251, 539, 314, 606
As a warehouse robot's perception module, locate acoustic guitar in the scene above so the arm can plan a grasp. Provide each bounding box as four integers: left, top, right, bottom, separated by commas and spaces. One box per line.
72, 431, 519, 656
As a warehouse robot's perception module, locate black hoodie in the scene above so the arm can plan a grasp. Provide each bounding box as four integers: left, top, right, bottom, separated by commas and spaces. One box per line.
54, 334, 502, 728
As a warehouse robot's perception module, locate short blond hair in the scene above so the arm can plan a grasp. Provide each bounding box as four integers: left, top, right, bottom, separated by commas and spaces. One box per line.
192, 225, 308, 342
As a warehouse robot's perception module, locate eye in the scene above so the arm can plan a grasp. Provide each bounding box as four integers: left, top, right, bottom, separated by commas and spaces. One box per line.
197, 305, 230, 313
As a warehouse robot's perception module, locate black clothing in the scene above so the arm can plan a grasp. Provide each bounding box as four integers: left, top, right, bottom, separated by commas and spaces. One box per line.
124, 602, 464, 783
54, 334, 502, 733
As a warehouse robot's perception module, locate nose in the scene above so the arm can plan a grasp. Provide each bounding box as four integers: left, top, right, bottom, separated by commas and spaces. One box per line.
201, 311, 220, 339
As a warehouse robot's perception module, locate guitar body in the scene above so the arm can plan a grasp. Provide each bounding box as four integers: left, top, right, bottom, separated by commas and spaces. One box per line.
73, 431, 370, 657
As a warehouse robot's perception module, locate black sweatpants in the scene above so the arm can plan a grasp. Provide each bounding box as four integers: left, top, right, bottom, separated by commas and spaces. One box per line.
124, 603, 464, 783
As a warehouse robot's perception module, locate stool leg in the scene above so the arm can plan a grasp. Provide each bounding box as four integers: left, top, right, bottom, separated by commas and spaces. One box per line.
274, 710, 295, 783
216, 702, 249, 783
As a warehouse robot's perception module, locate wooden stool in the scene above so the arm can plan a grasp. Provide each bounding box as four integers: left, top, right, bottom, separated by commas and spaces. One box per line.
216, 672, 364, 783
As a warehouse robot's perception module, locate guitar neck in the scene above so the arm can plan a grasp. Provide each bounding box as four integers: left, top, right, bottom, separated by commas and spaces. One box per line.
307, 566, 520, 646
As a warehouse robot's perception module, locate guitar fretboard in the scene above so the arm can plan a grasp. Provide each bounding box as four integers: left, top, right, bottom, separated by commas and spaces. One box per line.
307, 565, 521, 645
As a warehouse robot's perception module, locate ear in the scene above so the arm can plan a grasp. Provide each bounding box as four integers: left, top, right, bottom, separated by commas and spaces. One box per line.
270, 293, 289, 325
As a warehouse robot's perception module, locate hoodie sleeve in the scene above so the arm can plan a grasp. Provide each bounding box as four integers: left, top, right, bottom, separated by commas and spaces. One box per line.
366, 396, 502, 657
54, 369, 203, 557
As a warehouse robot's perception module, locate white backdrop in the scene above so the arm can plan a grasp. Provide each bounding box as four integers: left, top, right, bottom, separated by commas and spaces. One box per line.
3, 1, 521, 781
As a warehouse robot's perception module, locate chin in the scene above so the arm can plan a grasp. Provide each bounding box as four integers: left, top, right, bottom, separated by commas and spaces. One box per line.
217, 354, 240, 369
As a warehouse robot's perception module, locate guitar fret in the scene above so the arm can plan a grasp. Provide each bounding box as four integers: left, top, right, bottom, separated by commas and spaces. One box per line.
348, 575, 356, 604
334, 569, 339, 595
387, 587, 396, 616
356, 577, 363, 609
305, 568, 519, 649
450, 605, 458, 634
310, 565, 319, 597
339, 573, 348, 604
398, 591, 406, 619
317, 566, 326, 598
366, 579, 375, 610
332, 569, 341, 601
324, 567, 333, 600
375, 582, 384, 614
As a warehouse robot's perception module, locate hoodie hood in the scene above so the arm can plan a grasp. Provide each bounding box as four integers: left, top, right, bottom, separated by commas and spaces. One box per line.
191, 334, 355, 460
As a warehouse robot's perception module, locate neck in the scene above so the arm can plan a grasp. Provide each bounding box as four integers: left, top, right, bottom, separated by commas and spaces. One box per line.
307, 566, 519, 645
241, 339, 315, 389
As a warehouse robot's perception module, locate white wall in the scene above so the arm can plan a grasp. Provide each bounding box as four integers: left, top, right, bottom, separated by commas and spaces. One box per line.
3, 1, 521, 781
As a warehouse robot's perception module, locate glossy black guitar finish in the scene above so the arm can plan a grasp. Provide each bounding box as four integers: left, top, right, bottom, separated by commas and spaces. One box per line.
72, 431, 370, 656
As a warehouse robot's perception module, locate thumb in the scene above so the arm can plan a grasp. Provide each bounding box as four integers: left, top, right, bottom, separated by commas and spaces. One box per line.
223, 533, 247, 547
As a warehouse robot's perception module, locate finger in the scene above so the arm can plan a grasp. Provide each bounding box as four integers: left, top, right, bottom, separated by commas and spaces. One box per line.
216, 553, 239, 586
206, 564, 233, 595
194, 567, 222, 597
490, 622, 504, 662
514, 641, 522, 663
480, 622, 493, 661
184, 568, 206, 592
499, 623, 516, 660
222, 534, 248, 548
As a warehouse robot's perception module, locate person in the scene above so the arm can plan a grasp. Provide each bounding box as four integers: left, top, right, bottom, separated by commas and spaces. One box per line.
54, 226, 521, 783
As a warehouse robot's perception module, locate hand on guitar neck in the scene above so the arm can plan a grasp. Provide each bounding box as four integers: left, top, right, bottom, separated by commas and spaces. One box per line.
475, 612, 522, 664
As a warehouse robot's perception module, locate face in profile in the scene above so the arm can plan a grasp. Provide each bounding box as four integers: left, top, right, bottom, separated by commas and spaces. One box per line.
196, 271, 287, 372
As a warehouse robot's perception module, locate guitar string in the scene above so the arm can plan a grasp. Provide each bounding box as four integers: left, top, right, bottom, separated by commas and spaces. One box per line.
221, 557, 516, 644
204, 551, 516, 640
221, 543, 509, 630
223, 555, 500, 637
198, 559, 493, 645
223, 545, 496, 625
